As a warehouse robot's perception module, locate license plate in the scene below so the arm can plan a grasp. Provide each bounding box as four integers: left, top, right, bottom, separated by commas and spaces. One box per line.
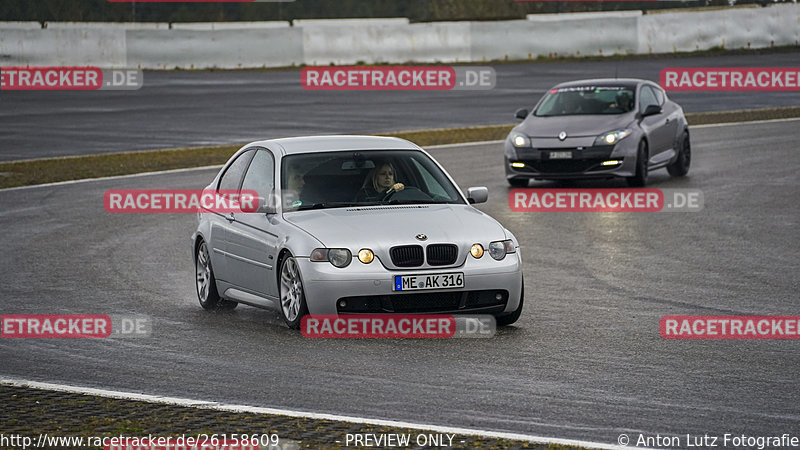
549, 151, 572, 159
394, 273, 464, 291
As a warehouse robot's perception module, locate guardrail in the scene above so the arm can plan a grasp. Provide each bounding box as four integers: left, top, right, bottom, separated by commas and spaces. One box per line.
0, 4, 797, 69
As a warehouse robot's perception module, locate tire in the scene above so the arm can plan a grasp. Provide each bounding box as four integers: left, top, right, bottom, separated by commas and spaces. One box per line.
195, 240, 237, 311
626, 140, 649, 187
496, 278, 524, 326
278, 254, 309, 329
508, 178, 529, 188
667, 132, 691, 177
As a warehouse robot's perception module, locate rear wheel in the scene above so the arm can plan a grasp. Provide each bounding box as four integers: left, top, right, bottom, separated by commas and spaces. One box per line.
667, 132, 691, 177
496, 279, 524, 326
626, 140, 649, 187
195, 241, 237, 311
279, 255, 309, 329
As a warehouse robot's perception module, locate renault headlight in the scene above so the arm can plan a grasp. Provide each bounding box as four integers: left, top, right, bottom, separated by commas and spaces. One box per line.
594, 129, 633, 146
510, 132, 531, 148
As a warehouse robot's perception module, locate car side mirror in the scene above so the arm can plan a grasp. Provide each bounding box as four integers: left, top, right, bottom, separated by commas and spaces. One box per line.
515, 108, 529, 120
256, 193, 278, 214
641, 104, 662, 117
466, 186, 489, 204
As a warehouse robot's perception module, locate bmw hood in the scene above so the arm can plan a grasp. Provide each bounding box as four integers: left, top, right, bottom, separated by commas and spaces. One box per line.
517, 113, 634, 138
284, 204, 507, 249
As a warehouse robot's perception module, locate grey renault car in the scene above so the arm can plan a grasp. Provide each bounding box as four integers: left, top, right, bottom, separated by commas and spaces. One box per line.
192, 136, 524, 329
504, 78, 691, 187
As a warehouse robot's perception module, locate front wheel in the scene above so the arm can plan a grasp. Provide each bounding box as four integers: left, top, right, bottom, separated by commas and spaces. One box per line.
626, 140, 649, 187
195, 241, 237, 311
667, 132, 691, 177
279, 255, 309, 329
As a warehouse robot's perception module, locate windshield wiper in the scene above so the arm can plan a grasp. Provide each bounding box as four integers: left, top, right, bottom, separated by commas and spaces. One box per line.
295, 202, 358, 211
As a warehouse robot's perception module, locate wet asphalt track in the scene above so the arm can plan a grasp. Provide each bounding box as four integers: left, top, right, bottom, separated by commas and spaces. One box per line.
0, 118, 798, 446
1, 51, 800, 161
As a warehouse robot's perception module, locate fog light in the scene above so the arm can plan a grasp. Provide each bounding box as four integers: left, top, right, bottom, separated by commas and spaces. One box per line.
601, 160, 623, 166
470, 243, 484, 258
338, 300, 347, 308
358, 248, 374, 264
495, 292, 503, 301
511, 162, 526, 168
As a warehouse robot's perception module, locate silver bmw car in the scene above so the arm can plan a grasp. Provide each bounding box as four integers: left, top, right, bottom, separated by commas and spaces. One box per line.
192, 136, 524, 329
505, 78, 691, 187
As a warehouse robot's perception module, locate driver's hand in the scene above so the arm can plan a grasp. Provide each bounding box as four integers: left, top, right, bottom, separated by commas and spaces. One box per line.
386, 183, 405, 193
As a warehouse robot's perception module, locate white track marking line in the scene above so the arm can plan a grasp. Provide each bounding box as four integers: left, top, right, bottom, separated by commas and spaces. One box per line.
0, 165, 223, 192
691, 116, 800, 129
0, 376, 636, 450
2, 116, 797, 192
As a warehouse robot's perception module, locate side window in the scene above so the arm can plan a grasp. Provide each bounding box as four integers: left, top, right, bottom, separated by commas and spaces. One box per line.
218, 150, 254, 192
639, 86, 658, 114
241, 149, 275, 200
653, 87, 665, 106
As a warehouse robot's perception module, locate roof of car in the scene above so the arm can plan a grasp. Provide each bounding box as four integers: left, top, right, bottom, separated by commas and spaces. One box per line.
247, 135, 422, 155
553, 78, 651, 89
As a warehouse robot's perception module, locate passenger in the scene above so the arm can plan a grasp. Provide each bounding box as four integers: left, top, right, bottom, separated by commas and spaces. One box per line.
282, 166, 307, 209
356, 162, 404, 202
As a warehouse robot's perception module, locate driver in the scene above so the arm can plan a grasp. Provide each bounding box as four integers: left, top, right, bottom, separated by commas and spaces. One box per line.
356, 162, 404, 202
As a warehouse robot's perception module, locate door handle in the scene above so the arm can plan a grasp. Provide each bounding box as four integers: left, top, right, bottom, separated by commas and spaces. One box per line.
226, 213, 235, 222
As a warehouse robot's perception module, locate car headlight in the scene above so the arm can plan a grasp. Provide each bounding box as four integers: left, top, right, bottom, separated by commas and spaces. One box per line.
310, 248, 352, 268
510, 132, 531, 148
488, 240, 516, 261
594, 128, 633, 146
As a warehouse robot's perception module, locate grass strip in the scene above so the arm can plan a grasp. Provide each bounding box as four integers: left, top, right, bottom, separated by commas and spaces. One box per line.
0, 385, 587, 450
1, 106, 798, 190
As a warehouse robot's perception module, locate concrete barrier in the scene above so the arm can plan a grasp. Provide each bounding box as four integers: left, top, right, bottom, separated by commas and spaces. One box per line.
2, 5, 797, 69
125, 28, 302, 69
300, 18, 470, 65
0, 22, 42, 30
0, 29, 126, 66
472, 12, 640, 61
638, 4, 800, 54
171, 22, 289, 30
44, 21, 170, 30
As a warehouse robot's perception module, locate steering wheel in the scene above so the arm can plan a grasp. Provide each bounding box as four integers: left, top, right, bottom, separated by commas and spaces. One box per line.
382, 186, 431, 202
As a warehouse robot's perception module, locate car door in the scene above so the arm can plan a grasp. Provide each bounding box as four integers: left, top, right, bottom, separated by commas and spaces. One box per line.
654, 86, 681, 159
208, 149, 255, 286
638, 85, 672, 162
225, 148, 280, 298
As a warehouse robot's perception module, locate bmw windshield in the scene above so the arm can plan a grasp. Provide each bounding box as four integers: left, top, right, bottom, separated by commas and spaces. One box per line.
281, 150, 465, 211
534, 86, 635, 117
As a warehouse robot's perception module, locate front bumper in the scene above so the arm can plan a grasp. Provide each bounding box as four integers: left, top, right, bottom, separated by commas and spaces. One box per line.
504, 137, 638, 180
296, 253, 523, 315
